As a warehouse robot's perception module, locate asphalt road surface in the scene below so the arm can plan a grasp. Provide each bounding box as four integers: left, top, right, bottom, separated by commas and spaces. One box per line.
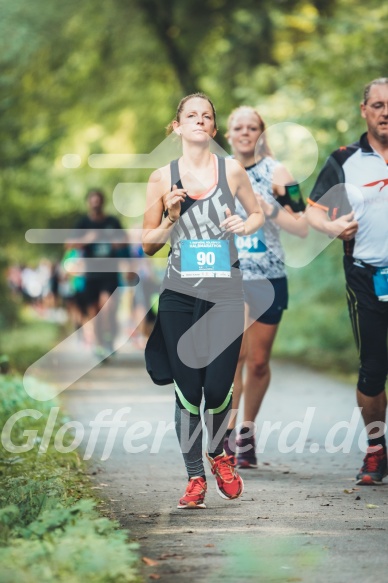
63, 348, 388, 583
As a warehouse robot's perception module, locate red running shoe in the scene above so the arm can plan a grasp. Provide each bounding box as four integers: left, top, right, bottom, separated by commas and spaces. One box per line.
356, 445, 387, 485
177, 476, 207, 509
206, 452, 244, 500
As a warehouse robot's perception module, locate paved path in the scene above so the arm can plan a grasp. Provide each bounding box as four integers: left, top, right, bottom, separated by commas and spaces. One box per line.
63, 349, 388, 583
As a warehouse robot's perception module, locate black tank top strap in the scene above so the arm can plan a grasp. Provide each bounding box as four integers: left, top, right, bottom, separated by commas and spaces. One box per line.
170, 159, 182, 189
169, 158, 196, 215
216, 155, 234, 207
217, 155, 226, 183
165, 159, 186, 218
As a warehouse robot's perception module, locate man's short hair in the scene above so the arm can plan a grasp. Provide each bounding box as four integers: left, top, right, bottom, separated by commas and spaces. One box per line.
86, 189, 105, 203
363, 78, 388, 104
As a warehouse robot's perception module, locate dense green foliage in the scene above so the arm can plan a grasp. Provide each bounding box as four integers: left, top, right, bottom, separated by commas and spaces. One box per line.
1, 0, 387, 368
0, 375, 139, 582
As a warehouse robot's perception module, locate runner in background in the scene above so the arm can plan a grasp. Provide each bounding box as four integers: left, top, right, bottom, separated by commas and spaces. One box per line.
224, 106, 308, 468
73, 189, 127, 356
307, 78, 388, 485
143, 93, 264, 509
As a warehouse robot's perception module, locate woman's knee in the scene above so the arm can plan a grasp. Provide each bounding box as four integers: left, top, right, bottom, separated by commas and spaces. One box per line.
203, 384, 233, 412
246, 355, 270, 379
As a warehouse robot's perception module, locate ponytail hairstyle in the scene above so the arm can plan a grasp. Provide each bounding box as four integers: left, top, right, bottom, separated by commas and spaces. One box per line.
166, 92, 217, 136
226, 106, 273, 158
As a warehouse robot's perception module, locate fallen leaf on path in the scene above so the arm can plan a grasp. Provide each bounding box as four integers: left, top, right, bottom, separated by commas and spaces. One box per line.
138, 514, 150, 518
204, 544, 215, 548
149, 575, 161, 580
142, 557, 159, 567
257, 516, 269, 519
366, 504, 379, 509
99, 483, 108, 486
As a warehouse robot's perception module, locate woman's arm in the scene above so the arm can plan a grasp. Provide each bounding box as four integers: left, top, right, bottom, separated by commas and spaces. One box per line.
142, 168, 187, 256
268, 164, 308, 238
222, 159, 265, 235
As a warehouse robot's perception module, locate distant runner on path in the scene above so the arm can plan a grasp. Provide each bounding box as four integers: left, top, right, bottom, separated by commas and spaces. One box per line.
73, 189, 126, 356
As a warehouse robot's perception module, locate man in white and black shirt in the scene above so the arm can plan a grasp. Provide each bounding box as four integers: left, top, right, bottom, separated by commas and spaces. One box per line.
308, 78, 388, 486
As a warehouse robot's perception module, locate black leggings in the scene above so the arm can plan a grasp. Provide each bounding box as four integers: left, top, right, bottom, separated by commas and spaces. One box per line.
345, 257, 388, 397
159, 305, 243, 413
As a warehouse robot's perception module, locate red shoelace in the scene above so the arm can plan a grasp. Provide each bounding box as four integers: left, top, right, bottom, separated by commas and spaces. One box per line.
211, 455, 237, 482
185, 477, 206, 496
363, 447, 385, 472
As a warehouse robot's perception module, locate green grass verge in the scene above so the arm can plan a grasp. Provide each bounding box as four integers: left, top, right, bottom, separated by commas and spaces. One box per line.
0, 307, 64, 374
0, 374, 140, 583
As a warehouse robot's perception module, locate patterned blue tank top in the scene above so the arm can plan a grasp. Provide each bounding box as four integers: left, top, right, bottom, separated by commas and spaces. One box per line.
235, 157, 286, 280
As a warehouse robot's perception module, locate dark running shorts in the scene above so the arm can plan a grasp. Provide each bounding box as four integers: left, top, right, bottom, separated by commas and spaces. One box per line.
84, 277, 119, 306
243, 277, 288, 325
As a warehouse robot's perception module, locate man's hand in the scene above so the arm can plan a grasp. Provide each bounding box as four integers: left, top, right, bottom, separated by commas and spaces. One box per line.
328, 211, 359, 240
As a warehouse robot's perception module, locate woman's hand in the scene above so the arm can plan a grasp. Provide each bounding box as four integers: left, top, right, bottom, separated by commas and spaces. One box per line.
220, 208, 247, 235
254, 192, 276, 217
163, 184, 187, 221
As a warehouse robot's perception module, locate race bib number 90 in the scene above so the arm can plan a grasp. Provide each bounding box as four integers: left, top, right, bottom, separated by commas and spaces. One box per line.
180, 240, 231, 278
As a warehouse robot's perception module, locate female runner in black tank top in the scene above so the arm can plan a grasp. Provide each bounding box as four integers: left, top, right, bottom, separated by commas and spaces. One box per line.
143, 93, 264, 509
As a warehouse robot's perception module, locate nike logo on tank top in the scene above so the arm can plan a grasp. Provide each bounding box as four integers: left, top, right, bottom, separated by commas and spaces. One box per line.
165, 155, 239, 285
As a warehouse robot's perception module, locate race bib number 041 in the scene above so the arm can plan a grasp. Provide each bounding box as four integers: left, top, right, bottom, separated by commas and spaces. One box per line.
235, 228, 266, 259
180, 240, 231, 278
